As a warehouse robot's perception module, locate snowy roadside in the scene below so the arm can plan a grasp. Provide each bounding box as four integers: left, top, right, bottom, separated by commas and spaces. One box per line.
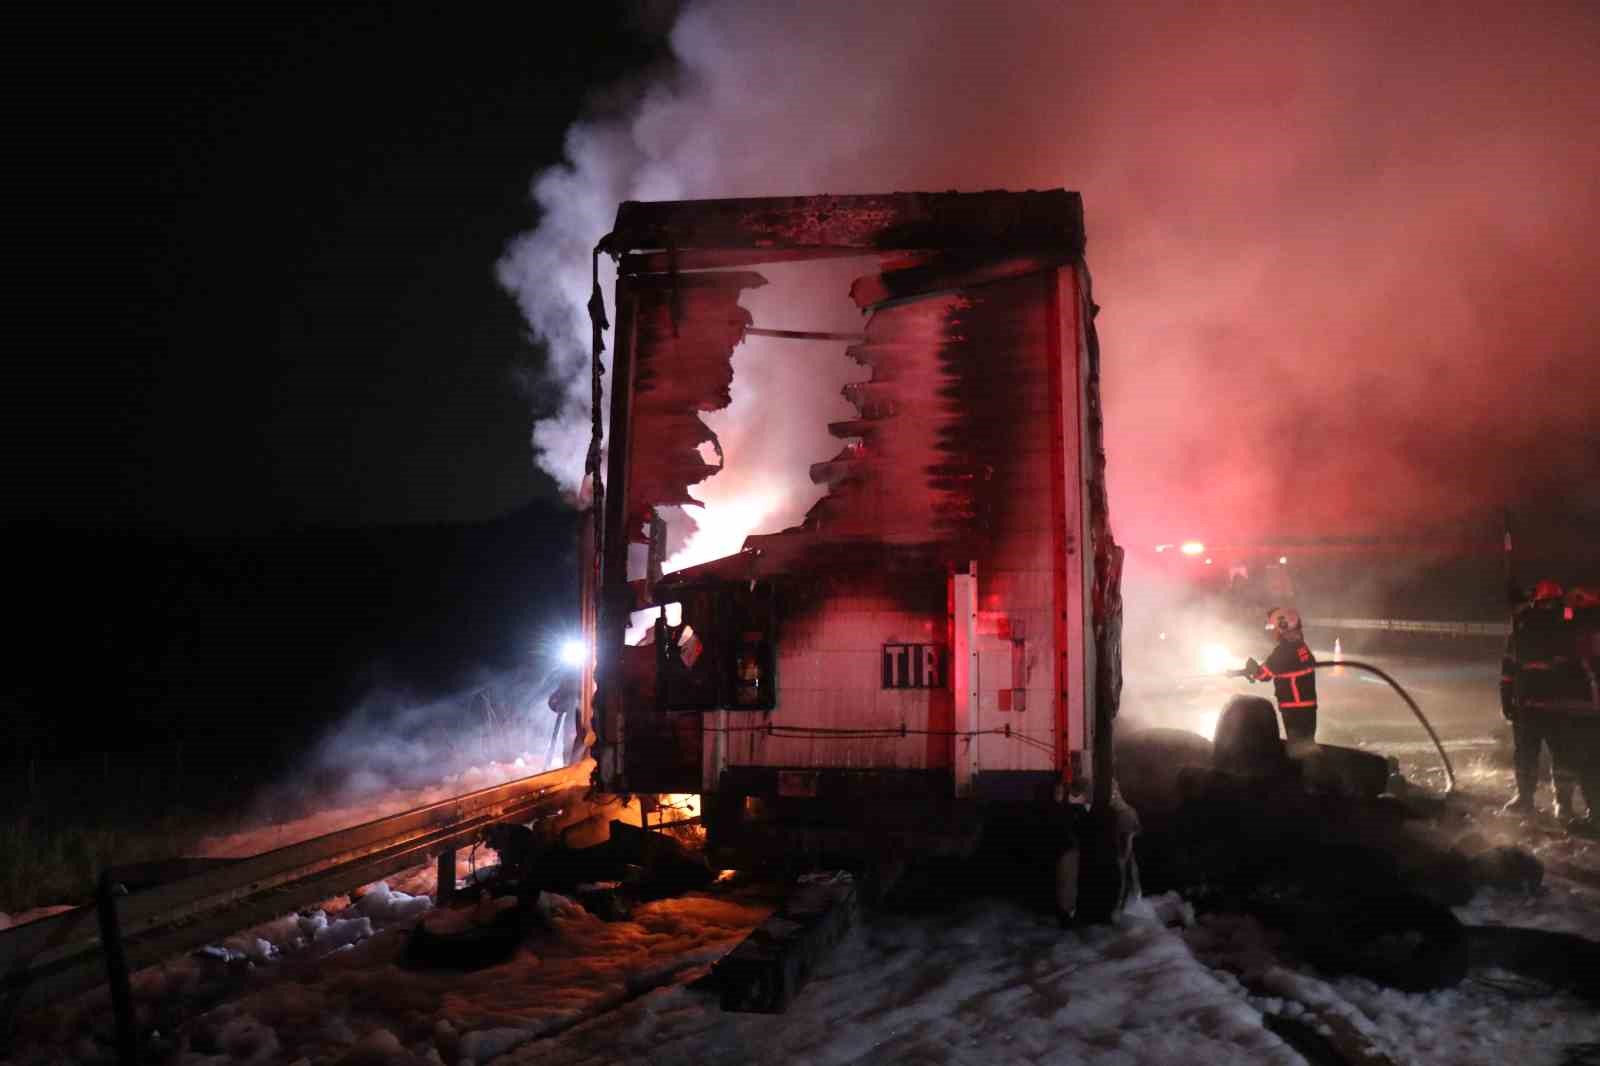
6, 869, 1597, 1064
494, 887, 1600, 1066
494, 893, 1303, 1066
1, 869, 770, 1066
1186, 887, 1600, 1066
7, 748, 1599, 1064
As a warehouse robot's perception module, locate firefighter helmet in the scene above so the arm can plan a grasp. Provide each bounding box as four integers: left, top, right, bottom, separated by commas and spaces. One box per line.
1266, 607, 1303, 640
1532, 579, 1565, 603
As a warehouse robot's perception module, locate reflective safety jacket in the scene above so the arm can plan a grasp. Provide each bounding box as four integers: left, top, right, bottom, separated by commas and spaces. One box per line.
1502, 602, 1600, 716
1254, 639, 1318, 711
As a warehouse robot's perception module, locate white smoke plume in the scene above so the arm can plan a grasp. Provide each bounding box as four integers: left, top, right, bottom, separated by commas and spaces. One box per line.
246, 668, 577, 835
500, 0, 1600, 554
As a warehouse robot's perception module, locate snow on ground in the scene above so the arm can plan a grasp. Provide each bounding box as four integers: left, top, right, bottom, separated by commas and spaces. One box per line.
494, 884, 1600, 1066
1186, 903, 1600, 1066
7, 848, 1599, 1065
497, 893, 1303, 1066
1, 878, 769, 1066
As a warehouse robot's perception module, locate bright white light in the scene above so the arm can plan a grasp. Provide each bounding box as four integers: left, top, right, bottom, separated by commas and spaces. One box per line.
1279, 555, 1288, 565
1198, 642, 1237, 675
558, 637, 589, 669
664, 490, 780, 574
1180, 541, 1205, 556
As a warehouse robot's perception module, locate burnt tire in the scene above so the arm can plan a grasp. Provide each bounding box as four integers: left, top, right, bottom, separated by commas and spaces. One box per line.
1116, 727, 1215, 818
1304, 891, 1468, 992
1213, 695, 1288, 778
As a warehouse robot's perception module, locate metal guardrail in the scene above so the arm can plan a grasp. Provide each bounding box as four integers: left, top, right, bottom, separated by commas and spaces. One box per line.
1, 760, 595, 1020
1308, 617, 1510, 638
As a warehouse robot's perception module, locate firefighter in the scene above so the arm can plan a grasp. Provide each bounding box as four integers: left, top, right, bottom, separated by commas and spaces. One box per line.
544, 672, 580, 771
1500, 579, 1575, 818
1243, 606, 1318, 745
1558, 586, 1600, 834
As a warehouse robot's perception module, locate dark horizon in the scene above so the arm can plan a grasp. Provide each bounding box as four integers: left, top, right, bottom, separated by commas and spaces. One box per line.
11, 3, 664, 536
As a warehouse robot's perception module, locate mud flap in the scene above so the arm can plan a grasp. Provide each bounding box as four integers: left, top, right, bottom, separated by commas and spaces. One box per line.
1062, 797, 1141, 925
1054, 845, 1081, 920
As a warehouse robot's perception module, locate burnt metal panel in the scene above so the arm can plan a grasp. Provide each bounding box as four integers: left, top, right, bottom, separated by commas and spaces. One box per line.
620, 711, 703, 794
620, 247, 868, 275
621, 271, 766, 543
749, 271, 1054, 558
607, 191, 1084, 257
847, 252, 1076, 309
1078, 263, 1123, 811
597, 275, 640, 788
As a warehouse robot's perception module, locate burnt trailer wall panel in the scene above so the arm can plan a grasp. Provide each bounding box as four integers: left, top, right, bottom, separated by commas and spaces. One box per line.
720, 577, 949, 772
603, 272, 766, 791
709, 269, 1074, 779
592, 191, 1119, 804
621, 272, 765, 540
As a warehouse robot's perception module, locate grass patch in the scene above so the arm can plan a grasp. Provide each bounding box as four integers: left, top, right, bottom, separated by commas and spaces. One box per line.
0, 752, 256, 916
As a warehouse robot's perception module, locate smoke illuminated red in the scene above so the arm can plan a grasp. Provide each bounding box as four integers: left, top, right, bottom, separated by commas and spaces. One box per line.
501, 2, 1600, 556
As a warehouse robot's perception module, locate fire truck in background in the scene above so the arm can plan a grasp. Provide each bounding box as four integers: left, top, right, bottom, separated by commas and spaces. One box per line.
575, 191, 1136, 921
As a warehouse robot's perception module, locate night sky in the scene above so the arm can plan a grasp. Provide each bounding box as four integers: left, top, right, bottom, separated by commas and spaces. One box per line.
12, 3, 665, 534
12, 2, 1597, 557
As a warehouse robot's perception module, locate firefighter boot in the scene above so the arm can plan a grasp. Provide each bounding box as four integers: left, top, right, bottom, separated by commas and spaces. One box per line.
1503, 726, 1539, 815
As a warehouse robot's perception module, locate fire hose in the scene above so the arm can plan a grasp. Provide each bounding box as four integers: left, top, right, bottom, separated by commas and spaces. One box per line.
1226, 659, 1457, 794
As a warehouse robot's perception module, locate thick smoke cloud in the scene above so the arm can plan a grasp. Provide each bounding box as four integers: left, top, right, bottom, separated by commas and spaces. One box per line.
501, 0, 1600, 550
249, 668, 575, 828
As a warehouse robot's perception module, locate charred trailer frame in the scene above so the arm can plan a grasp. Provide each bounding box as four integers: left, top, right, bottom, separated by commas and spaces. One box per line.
582, 191, 1131, 919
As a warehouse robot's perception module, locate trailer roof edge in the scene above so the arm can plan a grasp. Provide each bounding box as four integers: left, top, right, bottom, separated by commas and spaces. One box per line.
607, 190, 1085, 258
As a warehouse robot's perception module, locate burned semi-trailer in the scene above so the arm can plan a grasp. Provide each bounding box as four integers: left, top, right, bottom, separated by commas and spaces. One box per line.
579, 191, 1135, 920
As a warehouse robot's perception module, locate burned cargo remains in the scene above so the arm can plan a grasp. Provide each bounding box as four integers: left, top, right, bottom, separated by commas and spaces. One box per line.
585, 192, 1127, 911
